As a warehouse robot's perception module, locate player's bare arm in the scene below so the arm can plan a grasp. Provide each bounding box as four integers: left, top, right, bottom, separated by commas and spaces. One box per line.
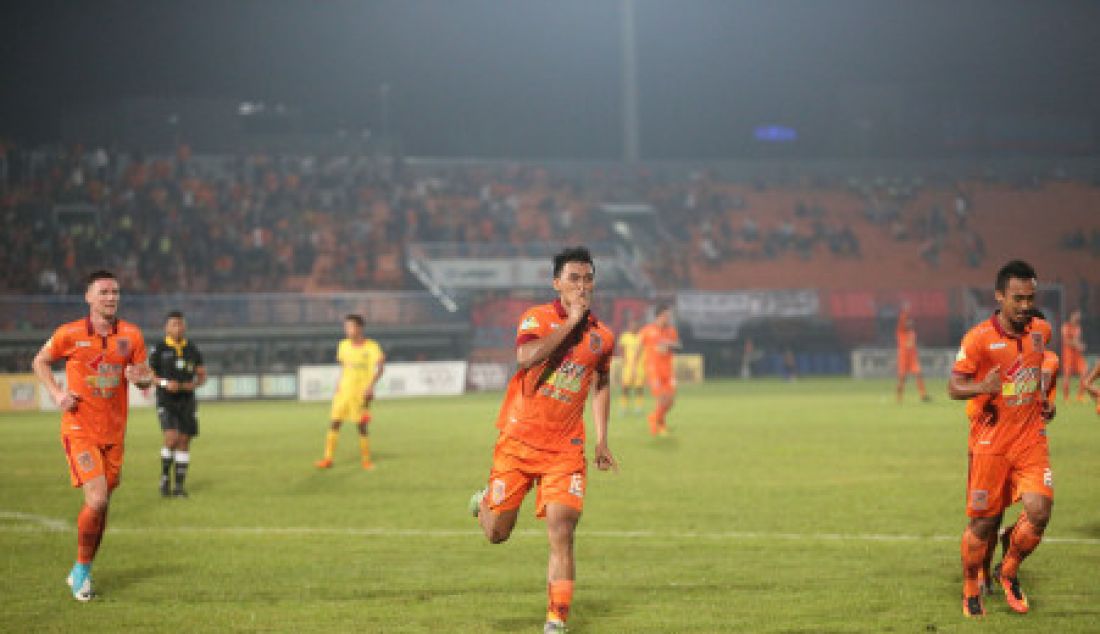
363, 359, 384, 401
32, 341, 78, 411
591, 369, 617, 472
948, 365, 1001, 400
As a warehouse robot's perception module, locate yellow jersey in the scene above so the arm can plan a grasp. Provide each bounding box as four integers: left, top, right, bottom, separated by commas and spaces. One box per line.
337, 338, 384, 394
618, 331, 645, 382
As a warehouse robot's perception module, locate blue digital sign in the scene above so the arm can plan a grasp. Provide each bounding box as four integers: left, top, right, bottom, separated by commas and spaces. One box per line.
754, 125, 797, 143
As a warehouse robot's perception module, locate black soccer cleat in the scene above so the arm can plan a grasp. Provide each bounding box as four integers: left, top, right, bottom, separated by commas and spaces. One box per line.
172, 487, 189, 498
159, 477, 171, 498
962, 594, 985, 618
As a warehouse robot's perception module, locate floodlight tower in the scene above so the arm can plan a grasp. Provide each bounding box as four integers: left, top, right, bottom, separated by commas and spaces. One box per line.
621, 0, 640, 164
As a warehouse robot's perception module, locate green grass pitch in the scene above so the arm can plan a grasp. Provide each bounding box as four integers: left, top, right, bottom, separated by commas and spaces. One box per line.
2, 379, 1099, 633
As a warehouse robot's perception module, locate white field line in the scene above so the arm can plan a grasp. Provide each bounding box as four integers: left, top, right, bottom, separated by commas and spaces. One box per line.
2, 512, 1098, 546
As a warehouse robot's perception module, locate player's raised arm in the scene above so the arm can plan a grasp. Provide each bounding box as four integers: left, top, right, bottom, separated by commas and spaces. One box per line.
516, 289, 589, 370
948, 365, 1001, 400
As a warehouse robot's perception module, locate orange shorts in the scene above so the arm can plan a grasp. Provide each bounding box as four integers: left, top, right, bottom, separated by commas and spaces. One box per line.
647, 373, 676, 398
62, 436, 124, 491
966, 443, 1052, 518
1063, 352, 1087, 376
897, 351, 921, 376
487, 434, 586, 519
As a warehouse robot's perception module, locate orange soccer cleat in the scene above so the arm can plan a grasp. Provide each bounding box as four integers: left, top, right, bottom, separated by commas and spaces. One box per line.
361, 460, 376, 471
999, 574, 1030, 614
314, 458, 334, 469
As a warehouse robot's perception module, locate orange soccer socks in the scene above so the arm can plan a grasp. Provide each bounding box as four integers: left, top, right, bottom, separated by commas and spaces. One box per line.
77, 505, 107, 565
547, 579, 574, 625
1000, 514, 1043, 579
960, 527, 989, 598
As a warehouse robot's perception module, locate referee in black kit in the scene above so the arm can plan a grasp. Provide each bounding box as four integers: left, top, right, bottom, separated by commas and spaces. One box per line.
149, 311, 206, 497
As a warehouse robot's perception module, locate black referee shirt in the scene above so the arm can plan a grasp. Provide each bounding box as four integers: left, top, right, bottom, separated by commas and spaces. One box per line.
149, 337, 204, 404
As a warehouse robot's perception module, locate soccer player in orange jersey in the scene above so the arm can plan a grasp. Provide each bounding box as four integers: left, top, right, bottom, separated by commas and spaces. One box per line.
1060, 309, 1088, 402
978, 330, 1059, 594
468, 246, 617, 633
949, 260, 1056, 618
31, 270, 153, 601
1084, 360, 1100, 415
895, 302, 930, 403
639, 303, 680, 436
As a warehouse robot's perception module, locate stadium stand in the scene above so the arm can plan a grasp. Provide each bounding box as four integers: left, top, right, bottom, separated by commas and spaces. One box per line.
4, 145, 1097, 310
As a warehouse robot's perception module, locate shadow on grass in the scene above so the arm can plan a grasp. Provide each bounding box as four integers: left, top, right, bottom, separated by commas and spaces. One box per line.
102, 563, 180, 593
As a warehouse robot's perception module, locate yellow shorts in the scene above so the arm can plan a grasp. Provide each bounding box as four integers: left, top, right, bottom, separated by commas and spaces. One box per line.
622, 366, 646, 389
330, 392, 371, 423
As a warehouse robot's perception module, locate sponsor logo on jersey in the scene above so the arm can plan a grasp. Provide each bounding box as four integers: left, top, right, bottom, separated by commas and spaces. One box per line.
988, 342, 1006, 350
76, 340, 91, 348
519, 316, 539, 331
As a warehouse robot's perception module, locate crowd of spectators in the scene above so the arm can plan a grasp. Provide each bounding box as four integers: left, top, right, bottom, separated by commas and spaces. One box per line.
1, 142, 1097, 297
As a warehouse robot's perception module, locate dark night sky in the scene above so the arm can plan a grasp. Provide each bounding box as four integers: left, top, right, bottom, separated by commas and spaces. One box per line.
2, 0, 1099, 158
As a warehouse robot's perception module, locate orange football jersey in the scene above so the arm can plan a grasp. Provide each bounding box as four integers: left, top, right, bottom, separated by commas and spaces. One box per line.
47, 317, 148, 445
496, 300, 614, 452
638, 323, 678, 379
953, 314, 1052, 456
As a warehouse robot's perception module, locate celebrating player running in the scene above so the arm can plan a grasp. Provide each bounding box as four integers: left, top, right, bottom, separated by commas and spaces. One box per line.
469, 246, 617, 633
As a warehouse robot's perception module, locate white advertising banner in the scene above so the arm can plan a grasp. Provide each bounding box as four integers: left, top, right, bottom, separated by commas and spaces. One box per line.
676, 290, 820, 340
850, 347, 958, 379
298, 361, 468, 401
467, 362, 512, 391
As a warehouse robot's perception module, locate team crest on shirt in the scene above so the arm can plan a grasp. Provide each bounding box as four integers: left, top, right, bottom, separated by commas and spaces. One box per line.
519, 316, 539, 331
1030, 332, 1043, 352
116, 337, 131, 356
589, 332, 603, 353
76, 451, 95, 473
970, 489, 989, 511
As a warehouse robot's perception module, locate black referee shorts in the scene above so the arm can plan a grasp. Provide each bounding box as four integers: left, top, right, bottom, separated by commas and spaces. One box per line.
157, 399, 199, 437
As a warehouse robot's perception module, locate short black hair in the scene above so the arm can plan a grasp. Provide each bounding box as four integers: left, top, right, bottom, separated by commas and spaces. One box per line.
86, 269, 116, 289
655, 301, 673, 315
165, 310, 184, 322
995, 260, 1037, 292
345, 314, 365, 327
552, 246, 595, 278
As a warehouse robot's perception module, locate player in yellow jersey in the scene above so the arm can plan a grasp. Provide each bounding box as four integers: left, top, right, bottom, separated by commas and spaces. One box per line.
315, 314, 385, 470
617, 313, 645, 415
